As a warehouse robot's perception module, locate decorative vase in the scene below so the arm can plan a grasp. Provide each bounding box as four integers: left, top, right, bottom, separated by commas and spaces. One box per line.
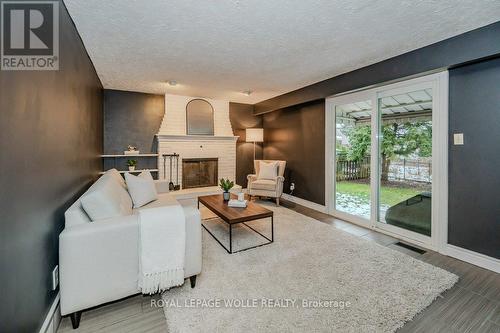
223, 191, 230, 201
128, 166, 135, 171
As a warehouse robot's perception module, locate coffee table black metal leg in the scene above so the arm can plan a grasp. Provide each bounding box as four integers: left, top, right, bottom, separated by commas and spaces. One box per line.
271, 216, 274, 242
229, 224, 233, 254
202, 214, 274, 254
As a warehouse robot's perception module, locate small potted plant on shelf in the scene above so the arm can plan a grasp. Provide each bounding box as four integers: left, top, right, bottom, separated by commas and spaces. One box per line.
127, 159, 137, 171
219, 178, 234, 201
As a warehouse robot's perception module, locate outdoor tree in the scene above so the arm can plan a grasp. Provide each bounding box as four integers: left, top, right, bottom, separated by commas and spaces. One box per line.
342, 121, 432, 181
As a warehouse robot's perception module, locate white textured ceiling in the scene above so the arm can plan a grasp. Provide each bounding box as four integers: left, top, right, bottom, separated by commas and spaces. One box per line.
64, 0, 500, 103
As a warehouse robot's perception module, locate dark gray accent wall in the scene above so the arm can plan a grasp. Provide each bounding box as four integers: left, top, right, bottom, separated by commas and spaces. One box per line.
254, 21, 500, 114
448, 58, 500, 259
263, 100, 325, 205
0, 1, 103, 332
104, 89, 164, 154
229, 103, 263, 187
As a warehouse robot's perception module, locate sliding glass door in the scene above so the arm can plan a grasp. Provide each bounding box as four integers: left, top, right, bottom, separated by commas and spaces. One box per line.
376, 84, 434, 240
326, 73, 448, 249
330, 91, 373, 226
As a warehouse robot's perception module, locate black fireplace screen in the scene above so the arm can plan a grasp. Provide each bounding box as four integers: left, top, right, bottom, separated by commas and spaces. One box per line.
182, 158, 218, 189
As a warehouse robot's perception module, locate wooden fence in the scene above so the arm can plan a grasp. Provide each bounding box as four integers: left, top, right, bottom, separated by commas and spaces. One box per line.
336, 155, 370, 181
336, 155, 432, 183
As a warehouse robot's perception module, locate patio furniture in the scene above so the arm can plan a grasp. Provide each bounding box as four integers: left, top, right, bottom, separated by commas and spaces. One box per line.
385, 192, 431, 236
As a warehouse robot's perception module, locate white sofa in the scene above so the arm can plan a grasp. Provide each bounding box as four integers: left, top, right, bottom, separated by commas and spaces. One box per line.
59, 169, 202, 329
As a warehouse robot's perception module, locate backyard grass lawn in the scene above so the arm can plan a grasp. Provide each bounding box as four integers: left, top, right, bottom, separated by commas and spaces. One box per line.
336, 181, 421, 207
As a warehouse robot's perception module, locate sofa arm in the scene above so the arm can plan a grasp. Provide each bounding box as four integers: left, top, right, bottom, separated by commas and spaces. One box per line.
154, 180, 170, 193
59, 215, 139, 315
182, 206, 202, 278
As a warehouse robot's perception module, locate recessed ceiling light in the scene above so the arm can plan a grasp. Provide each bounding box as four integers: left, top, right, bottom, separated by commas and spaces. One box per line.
242, 90, 252, 96
167, 80, 177, 86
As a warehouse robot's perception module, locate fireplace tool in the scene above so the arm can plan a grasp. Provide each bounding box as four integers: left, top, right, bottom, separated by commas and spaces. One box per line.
162, 154, 167, 180
174, 153, 180, 191
168, 155, 175, 191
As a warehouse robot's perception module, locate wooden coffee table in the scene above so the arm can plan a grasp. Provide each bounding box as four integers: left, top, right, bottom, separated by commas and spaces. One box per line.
198, 194, 274, 254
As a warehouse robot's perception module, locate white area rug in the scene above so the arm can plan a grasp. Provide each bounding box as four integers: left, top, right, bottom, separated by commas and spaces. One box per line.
162, 203, 458, 333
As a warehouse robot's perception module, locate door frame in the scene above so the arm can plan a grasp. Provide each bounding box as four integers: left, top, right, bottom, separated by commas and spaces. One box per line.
325, 71, 448, 251
325, 89, 374, 228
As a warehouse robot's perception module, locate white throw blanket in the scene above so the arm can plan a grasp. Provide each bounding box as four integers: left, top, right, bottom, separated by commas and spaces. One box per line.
138, 205, 186, 294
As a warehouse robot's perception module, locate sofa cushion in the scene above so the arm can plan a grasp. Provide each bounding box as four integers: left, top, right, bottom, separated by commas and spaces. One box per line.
64, 173, 117, 227
258, 161, 278, 180
80, 175, 133, 221
105, 168, 127, 189
251, 179, 277, 191
125, 171, 158, 208
134, 193, 179, 212
64, 203, 91, 228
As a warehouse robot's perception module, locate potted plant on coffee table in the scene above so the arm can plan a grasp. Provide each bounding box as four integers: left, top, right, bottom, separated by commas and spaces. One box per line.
219, 178, 234, 201
127, 159, 137, 171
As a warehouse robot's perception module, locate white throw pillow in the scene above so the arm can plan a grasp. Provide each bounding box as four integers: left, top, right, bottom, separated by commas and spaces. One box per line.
81, 175, 133, 221
106, 168, 127, 189
258, 161, 278, 180
125, 171, 158, 208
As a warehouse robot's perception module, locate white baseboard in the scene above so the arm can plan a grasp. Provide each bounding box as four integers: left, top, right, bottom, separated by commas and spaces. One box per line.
281, 193, 327, 213
443, 244, 500, 273
39, 293, 61, 333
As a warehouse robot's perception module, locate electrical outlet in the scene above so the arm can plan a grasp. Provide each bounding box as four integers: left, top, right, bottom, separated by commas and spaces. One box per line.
290, 183, 295, 191
52, 265, 59, 290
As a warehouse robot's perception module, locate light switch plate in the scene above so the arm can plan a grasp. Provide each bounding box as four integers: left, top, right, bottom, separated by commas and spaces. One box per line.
453, 133, 464, 145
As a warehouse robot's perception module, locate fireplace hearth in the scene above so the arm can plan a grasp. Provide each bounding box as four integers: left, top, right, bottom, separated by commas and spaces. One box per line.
182, 158, 218, 189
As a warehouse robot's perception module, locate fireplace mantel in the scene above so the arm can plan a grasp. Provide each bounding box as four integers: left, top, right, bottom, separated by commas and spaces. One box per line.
156, 134, 238, 142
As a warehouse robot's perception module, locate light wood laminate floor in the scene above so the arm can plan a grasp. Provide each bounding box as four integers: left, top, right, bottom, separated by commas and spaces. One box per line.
58, 199, 499, 333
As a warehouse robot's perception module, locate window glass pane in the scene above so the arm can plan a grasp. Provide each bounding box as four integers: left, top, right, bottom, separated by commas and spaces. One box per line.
377, 88, 432, 236
335, 100, 372, 220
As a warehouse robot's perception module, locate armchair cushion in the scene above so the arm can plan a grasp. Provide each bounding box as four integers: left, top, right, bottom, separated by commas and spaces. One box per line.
257, 161, 278, 180
251, 179, 278, 191
254, 160, 286, 178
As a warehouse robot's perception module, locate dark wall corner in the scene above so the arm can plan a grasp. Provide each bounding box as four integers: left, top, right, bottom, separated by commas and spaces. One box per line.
263, 100, 325, 205
104, 89, 165, 154
229, 102, 263, 187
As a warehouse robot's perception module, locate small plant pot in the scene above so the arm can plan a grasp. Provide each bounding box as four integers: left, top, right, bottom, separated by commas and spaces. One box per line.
128, 166, 135, 171
223, 191, 230, 201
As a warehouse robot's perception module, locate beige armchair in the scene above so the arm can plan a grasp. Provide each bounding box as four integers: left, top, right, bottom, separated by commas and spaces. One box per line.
247, 160, 286, 206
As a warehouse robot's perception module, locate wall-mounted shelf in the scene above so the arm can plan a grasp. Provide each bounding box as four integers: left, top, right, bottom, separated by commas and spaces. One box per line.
101, 154, 158, 157
101, 153, 159, 179
99, 169, 159, 175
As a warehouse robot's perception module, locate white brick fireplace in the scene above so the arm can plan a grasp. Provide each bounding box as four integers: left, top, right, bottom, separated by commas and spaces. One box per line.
156, 94, 237, 188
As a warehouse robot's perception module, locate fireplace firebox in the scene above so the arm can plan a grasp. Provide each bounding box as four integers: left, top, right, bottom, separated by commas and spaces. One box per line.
182, 158, 218, 189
